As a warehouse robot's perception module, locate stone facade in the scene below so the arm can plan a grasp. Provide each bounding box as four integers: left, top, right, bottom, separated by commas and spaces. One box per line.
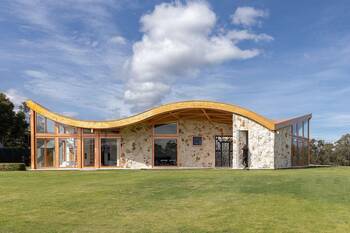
178, 119, 232, 167
120, 123, 153, 168
232, 114, 275, 169
274, 126, 292, 168
232, 114, 292, 169
118, 116, 292, 169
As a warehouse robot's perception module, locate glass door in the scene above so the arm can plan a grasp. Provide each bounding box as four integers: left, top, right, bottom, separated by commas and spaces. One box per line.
100, 138, 120, 167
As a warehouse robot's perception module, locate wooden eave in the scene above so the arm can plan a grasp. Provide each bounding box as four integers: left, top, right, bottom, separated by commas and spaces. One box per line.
26, 100, 310, 131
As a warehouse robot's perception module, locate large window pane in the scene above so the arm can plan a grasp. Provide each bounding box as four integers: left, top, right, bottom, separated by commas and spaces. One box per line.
297, 122, 303, 137
101, 138, 119, 166
59, 138, 77, 168
46, 119, 55, 133
154, 138, 177, 166
58, 124, 77, 134
36, 139, 55, 168
154, 123, 177, 135
303, 121, 309, 138
36, 114, 55, 133
83, 138, 95, 166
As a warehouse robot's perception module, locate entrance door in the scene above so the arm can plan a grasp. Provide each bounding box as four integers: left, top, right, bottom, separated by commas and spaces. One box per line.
215, 136, 233, 167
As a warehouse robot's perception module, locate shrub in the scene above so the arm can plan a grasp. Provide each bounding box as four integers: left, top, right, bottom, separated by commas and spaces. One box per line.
0, 163, 26, 171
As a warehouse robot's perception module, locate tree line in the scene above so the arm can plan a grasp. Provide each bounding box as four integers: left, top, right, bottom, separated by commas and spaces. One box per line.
310, 134, 350, 166
0, 92, 349, 165
0, 93, 28, 148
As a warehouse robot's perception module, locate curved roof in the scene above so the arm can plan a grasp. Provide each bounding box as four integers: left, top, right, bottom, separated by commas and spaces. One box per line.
26, 100, 310, 131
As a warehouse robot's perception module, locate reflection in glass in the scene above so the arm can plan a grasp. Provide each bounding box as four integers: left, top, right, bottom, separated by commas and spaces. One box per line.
36, 114, 55, 133
101, 138, 118, 166
154, 138, 177, 166
297, 123, 303, 137
46, 118, 55, 133
58, 124, 77, 134
36, 139, 55, 168
36, 114, 46, 133
154, 123, 177, 135
83, 138, 95, 166
59, 138, 77, 167
303, 121, 308, 138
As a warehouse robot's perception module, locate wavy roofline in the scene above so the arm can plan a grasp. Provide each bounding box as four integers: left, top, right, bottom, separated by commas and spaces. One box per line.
25, 100, 311, 130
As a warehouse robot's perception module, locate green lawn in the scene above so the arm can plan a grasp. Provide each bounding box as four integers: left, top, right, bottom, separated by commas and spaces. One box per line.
0, 168, 349, 233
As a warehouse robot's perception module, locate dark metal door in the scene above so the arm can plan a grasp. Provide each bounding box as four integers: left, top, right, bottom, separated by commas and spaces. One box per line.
215, 136, 233, 167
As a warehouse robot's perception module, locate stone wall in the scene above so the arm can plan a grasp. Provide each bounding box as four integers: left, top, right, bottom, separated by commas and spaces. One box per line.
120, 123, 153, 168
274, 126, 292, 168
118, 116, 292, 169
178, 119, 232, 167
232, 114, 275, 169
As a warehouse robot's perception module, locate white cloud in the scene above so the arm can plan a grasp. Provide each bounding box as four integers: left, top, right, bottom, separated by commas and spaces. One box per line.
124, 2, 272, 112
226, 30, 273, 42
231, 6, 268, 27
4, 88, 27, 110
110, 36, 127, 45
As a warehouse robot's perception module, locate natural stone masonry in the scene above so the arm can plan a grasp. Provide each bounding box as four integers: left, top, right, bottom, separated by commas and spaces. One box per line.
232, 114, 275, 169
119, 117, 291, 169
274, 126, 292, 168
178, 119, 232, 167
120, 123, 153, 168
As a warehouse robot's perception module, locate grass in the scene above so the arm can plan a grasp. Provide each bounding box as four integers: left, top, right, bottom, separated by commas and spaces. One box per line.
0, 168, 350, 233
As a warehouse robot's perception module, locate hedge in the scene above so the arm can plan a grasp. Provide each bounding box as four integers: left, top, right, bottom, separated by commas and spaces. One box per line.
0, 163, 26, 171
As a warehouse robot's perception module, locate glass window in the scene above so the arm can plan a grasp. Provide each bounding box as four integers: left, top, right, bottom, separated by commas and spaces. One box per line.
58, 124, 77, 134
101, 138, 119, 166
297, 123, 303, 137
303, 121, 309, 138
36, 139, 55, 168
36, 114, 46, 133
36, 114, 55, 133
83, 128, 94, 134
83, 138, 95, 167
46, 119, 55, 133
154, 123, 177, 135
154, 138, 177, 166
100, 129, 119, 134
293, 124, 297, 136
193, 136, 202, 146
59, 138, 77, 168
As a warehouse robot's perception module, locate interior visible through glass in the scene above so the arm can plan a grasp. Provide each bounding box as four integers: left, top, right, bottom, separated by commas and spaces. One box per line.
154, 138, 177, 166
83, 138, 95, 166
59, 138, 77, 167
36, 138, 55, 168
101, 138, 118, 166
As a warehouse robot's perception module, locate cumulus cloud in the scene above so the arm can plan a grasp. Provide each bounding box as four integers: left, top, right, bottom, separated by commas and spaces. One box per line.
124, 2, 272, 112
231, 6, 268, 27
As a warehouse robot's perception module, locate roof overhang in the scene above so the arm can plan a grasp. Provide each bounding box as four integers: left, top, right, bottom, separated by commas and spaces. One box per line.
26, 100, 311, 131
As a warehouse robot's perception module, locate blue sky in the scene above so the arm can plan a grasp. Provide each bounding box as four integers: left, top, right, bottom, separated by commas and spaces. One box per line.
1, 0, 350, 141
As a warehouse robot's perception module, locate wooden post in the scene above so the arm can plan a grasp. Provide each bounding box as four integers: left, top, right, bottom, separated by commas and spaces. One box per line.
30, 110, 36, 170
95, 131, 100, 168
77, 128, 82, 169
55, 123, 59, 168
308, 119, 311, 165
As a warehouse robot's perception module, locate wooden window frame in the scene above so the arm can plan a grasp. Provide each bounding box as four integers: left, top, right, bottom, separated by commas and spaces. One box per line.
152, 121, 179, 167
99, 136, 121, 168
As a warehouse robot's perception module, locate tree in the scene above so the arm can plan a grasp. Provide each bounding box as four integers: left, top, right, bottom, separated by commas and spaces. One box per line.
0, 93, 29, 148
333, 134, 350, 166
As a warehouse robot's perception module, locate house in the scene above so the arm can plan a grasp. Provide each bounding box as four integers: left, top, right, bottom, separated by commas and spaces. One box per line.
26, 100, 311, 170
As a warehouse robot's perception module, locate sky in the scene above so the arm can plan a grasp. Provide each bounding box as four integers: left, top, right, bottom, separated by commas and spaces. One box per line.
1, 0, 350, 141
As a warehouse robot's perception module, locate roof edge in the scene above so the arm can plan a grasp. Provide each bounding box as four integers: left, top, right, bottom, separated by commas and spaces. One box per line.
26, 100, 304, 131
